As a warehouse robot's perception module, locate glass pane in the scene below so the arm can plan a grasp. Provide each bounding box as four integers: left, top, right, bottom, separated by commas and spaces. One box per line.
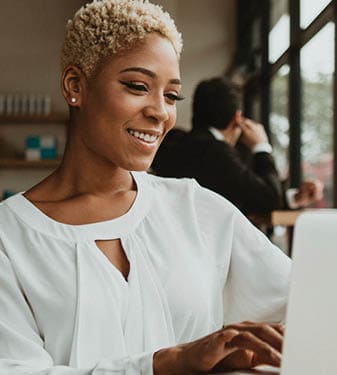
270, 65, 290, 255
301, 23, 334, 207
269, 0, 290, 63
270, 64, 290, 181
300, 0, 332, 29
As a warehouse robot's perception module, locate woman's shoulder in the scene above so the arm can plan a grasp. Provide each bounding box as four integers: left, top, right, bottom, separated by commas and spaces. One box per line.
0, 193, 19, 216
0, 193, 34, 229
0, 194, 26, 244
142, 171, 197, 190
139, 171, 238, 214
139, 171, 210, 200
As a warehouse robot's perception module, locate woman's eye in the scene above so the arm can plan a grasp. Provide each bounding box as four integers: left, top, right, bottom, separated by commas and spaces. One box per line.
165, 93, 185, 102
119, 81, 148, 92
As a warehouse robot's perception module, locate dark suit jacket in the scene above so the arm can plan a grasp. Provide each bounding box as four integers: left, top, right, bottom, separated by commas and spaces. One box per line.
152, 128, 283, 215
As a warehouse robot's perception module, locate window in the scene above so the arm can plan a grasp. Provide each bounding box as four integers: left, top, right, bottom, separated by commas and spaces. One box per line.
300, 0, 332, 28
270, 65, 290, 180
242, 0, 335, 253
269, 15, 290, 63
301, 23, 335, 207
266, 0, 335, 209
269, 0, 289, 63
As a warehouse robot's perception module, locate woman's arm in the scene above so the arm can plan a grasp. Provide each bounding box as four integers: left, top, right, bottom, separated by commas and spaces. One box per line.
0, 249, 153, 375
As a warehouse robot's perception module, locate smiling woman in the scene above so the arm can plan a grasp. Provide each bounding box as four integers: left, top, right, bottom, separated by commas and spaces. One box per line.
63, 33, 182, 172
0, 0, 291, 374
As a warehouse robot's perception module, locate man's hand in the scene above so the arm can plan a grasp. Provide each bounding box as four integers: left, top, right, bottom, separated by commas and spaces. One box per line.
239, 118, 269, 150
294, 179, 324, 207
153, 321, 283, 374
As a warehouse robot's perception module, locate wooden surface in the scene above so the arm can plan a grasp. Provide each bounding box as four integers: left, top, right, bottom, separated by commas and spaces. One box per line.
249, 210, 304, 228
271, 210, 303, 226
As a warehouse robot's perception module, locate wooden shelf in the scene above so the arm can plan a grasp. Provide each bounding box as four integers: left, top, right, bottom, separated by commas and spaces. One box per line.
0, 114, 66, 169
0, 158, 61, 169
0, 113, 68, 125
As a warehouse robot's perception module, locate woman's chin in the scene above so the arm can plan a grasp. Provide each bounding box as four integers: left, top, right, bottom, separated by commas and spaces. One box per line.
122, 159, 154, 172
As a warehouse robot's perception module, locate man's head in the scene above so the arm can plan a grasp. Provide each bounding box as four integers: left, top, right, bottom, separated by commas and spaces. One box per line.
192, 77, 241, 131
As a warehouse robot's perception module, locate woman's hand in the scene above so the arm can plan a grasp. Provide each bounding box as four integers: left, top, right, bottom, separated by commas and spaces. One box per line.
153, 321, 284, 374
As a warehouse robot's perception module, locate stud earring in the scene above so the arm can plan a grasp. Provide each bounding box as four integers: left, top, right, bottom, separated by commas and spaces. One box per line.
71, 98, 77, 103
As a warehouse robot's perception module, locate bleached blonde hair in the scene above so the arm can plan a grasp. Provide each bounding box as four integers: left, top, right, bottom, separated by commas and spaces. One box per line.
61, 0, 182, 78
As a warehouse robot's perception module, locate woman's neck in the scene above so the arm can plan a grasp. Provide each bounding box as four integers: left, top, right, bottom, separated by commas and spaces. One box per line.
25, 134, 135, 203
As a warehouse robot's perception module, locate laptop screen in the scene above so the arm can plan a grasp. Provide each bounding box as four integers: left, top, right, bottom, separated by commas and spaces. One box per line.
281, 210, 337, 375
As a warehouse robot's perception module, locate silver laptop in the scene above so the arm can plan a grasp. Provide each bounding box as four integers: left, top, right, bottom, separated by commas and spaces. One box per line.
217, 209, 337, 375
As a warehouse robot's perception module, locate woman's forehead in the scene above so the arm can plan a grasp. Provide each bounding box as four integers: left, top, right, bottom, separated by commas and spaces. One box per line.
101, 34, 181, 80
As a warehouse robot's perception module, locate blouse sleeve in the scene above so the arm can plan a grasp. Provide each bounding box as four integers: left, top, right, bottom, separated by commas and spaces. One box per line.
222, 208, 291, 324
190, 179, 291, 325
0, 249, 154, 375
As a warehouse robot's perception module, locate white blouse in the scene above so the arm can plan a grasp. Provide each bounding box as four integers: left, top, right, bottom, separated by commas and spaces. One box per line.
0, 172, 291, 374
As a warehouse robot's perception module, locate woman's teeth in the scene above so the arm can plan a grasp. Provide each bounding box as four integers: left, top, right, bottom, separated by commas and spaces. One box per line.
128, 129, 159, 143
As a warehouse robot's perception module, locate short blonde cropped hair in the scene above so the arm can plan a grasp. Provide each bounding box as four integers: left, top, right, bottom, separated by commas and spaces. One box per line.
61, 0, 183, 78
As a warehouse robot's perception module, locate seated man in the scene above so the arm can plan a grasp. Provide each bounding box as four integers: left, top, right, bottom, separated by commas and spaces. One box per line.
152, 77, 323, 215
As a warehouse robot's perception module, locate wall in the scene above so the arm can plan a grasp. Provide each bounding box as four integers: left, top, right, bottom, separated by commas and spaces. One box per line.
0, 0, 236, 195
0, 0, 86, 112
0, 0, 85, 194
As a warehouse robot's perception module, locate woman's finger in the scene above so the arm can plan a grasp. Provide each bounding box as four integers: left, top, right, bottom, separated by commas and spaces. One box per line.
212, 349, 255, 372
226, 322, 284, 351
225, 331, 282, 367
175, 328, 240, 372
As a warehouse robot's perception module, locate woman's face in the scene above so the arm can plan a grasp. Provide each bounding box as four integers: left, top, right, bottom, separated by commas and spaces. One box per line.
77, 33, 182, 171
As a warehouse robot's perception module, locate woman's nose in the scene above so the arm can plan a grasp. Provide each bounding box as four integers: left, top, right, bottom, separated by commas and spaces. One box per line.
143, 96, 169, 123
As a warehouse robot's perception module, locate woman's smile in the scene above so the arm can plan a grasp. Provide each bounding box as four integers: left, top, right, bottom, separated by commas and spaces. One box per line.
127, 128, 162, 144
126, 127, 162, 153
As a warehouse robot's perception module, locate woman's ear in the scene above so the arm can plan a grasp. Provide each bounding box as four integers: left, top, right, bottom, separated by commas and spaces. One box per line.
61, 66, 85, 107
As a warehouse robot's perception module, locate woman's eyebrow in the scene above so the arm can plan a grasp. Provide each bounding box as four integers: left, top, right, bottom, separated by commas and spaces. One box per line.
119, 66, 181, 85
